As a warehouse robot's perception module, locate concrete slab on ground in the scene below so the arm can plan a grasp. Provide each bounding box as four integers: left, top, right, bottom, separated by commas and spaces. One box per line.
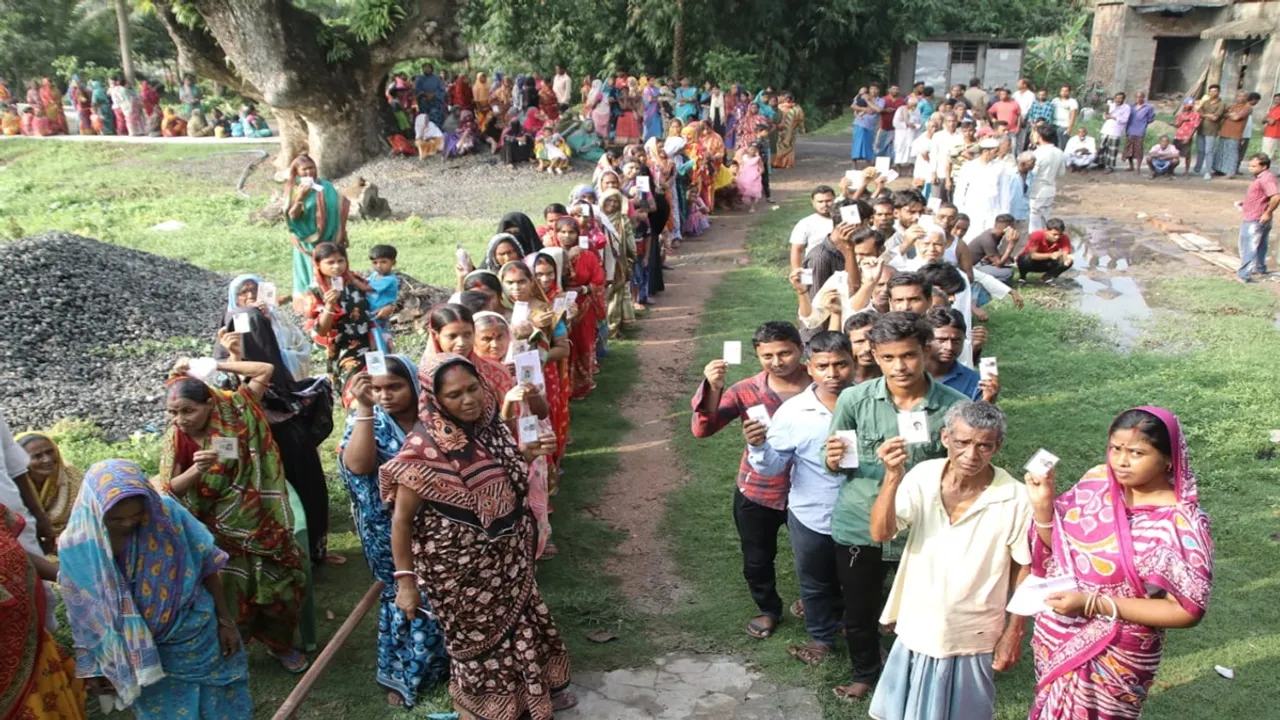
558, 652, 822, 719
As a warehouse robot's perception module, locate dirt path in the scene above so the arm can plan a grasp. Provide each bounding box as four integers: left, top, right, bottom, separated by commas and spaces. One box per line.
593, 208, 755, 613
593, 149, 838, 614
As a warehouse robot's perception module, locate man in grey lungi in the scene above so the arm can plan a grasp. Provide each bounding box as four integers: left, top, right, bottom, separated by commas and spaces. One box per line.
867, 402, 1032, 720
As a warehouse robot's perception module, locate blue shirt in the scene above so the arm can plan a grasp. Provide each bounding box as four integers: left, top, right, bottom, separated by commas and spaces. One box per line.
366, 271, 400, 312
937, 362, 981, 400
747, 385, 845, 535
919, 98, 935, 124
414, 73, 445, 97
855, 97, 883, 130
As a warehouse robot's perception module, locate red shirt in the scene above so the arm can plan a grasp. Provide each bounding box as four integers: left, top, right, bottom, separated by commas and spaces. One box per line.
881, 96, 906, 131
1020, 230, 1072, 257
691, 372, 792, 510
1244, 171, 1279, 222
1265, 105, 1280, 140
990, 99, 1022, 133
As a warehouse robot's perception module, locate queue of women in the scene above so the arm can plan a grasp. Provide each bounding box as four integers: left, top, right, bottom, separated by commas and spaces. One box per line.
0, 77, 791, 717
0, 73, 271, 138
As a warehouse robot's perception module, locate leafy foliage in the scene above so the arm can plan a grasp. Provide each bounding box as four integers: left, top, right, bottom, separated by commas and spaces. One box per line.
0, 0, 174, 83
1024, 10, 1092, 93
461, 0, 1076, 115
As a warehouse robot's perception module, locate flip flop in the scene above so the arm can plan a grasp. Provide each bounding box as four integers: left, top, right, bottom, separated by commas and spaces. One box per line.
787, 642, 833, 666
746, 615, 778, 639
272, 649, 310, 674
551, 690, 579, 712
789, 599, 806, 619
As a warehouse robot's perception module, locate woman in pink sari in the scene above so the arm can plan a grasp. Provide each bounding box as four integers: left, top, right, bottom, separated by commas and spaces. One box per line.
1025, 407, 1213, 720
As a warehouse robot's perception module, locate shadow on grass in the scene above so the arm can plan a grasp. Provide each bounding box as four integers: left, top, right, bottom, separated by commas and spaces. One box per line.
665, 204, 1280, 718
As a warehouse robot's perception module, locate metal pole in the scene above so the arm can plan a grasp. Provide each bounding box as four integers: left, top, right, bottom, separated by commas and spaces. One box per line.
270, 581, 384, 720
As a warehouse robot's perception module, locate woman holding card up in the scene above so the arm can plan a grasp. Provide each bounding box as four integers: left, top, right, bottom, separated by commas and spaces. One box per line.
500, 259, 571, 468
381, 353, 576, 719
157, 357, 311, 674
339, 355, 450, 708
1024, 407, 1214, 720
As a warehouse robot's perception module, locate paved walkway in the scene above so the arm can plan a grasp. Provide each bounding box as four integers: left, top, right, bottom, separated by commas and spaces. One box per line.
559, 653, 823, 720
0, 133, 277, 145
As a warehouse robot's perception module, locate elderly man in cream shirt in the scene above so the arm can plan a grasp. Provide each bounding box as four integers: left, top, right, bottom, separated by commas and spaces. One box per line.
867, 401, 1032, 720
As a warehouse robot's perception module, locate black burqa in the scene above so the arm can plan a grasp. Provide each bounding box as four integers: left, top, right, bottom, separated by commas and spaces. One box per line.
646, 172, 669, 295
216, 308, 334, 562
498, 211, 544, 255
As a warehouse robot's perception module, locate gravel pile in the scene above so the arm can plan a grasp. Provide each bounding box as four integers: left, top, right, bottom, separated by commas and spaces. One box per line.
338, 152, 589, 220
1, 232, 228, 439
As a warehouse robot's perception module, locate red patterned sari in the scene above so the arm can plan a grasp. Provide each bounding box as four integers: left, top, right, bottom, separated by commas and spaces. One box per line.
379, 354, 570, 720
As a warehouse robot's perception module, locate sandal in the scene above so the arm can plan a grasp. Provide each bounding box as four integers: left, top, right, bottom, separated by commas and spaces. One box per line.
787, 642, 833, 666
745, 614, 778, 639
272, 649, 310, 674
790, 599, 806, 619
551, 689, 579, 712
833, 682, 874, 702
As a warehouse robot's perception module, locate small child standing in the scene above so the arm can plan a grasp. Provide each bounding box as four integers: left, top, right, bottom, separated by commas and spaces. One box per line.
304, 242, 373, 404
366, 244, 400, 351
736, 144, 764, 212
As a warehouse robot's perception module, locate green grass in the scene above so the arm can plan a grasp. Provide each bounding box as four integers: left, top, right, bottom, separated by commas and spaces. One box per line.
0, 140, 577, 291
666, 202, 1280, 718
811, 109, 854, 138
6, 138, 643, 717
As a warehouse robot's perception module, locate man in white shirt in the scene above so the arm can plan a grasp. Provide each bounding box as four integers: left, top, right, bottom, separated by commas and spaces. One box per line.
1098, 92, 1130, 172
1064, 126, 1097, 170
931, 115, 960, 201
1012, 78, 1036, 153
955, 138, 1008, 241
1029, 126, 1066, 231
1050, 85, 1079, 151
868, 401, 1031, 720
552, 66, 572, 106
1147, 135, 1182, 177
745, 331, 857, 665
789, 185, 837, 269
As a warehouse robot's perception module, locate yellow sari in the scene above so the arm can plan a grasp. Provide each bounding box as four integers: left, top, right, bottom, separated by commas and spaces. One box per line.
14, 432, 83, 535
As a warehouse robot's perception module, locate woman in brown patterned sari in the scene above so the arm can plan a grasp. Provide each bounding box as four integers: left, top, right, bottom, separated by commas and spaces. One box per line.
380, 353, 575, 719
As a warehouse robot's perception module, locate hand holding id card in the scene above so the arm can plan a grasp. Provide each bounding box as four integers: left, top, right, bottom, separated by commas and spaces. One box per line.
211, 436, 239, 460
897, 411, 930, 444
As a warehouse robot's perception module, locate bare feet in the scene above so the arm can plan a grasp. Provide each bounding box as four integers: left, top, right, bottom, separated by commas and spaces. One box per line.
386, 690, 404, 707
552, 689, 579, 712
322, 552, 347, 566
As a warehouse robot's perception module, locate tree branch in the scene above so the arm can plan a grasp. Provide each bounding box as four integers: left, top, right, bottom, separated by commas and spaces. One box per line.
152, 1, 262, 100
369, 0, 469, 73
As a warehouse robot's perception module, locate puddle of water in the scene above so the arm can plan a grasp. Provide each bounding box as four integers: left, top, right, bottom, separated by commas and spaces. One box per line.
1064, 217, 1172, 272
1076, 275, 1152, 348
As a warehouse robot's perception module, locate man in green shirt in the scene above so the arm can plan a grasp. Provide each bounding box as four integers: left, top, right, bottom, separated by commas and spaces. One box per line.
823, 311, 968, 700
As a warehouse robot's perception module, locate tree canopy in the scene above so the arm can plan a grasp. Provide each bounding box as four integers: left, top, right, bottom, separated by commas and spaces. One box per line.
462, 0, 1078, 112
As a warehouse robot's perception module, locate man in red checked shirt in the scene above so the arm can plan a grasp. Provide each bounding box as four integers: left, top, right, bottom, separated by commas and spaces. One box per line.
1237, 153, 1280, 283
691, 321, 810, 640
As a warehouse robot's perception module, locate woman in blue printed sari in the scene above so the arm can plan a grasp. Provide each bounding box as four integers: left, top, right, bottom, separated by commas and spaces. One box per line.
642, 80, 664, 142
58, 460, 252, 719
339, 355, 449, 708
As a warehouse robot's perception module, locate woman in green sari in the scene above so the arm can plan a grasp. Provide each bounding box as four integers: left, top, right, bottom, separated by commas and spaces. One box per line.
286, 154, 350, 311
157, 355, 311, 673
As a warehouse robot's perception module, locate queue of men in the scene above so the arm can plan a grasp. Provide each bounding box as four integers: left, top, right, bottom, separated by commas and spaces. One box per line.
688, 122, 1093, 711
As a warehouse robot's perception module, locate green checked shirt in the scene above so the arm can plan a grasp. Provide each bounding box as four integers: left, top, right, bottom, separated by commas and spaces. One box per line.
828, 376, 968, 559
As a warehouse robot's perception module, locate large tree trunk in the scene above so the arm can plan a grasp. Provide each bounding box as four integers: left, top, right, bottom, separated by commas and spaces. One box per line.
154, 0, 466, 178
113, 0, 135, 84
